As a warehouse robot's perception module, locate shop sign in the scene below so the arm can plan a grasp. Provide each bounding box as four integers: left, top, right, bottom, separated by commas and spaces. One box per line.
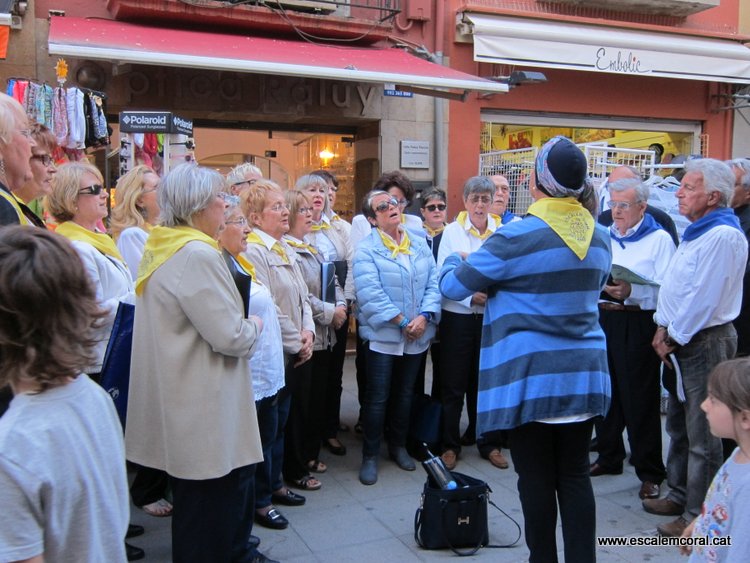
594, 48, 650, 75
400, 140, 430, 169
120, 111, 193, 135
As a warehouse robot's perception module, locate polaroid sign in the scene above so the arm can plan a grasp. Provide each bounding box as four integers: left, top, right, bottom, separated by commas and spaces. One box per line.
119, 111, 193, 135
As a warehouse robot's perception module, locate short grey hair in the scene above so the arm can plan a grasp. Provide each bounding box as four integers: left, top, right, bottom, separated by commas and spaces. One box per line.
463, 176, 495, 200
226, 162, 262, 187
684, 158, 734, 208
159, 162, 224, 227
727, 158, 750, 190
0, 92, 28, 145
295, 174, 332, 216
607, 178, 650, 203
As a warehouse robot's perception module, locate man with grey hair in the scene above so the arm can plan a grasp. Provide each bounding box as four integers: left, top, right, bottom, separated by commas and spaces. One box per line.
728, 158, 750, 356
592, 178, 675, 503
226, 162, 263, 196
645, 158, 747, 537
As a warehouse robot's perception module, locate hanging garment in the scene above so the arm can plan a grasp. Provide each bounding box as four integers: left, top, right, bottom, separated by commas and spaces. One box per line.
52, 86, 69, 146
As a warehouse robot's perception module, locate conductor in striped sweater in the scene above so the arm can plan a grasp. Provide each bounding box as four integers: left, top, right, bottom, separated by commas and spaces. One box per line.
439, 136, 612, 563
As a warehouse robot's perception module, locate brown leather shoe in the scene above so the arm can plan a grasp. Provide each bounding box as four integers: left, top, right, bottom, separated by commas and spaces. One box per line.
639, 481, 660, 500
642, 497, 684, 516
441, 450, 457, 470
657, 516, 689, 537
488, 449, 509, 469
589, 462, 623, 476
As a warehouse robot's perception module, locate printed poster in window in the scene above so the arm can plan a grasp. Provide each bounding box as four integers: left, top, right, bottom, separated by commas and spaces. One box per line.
573, 129, 614, 144
508, 130, 532, 150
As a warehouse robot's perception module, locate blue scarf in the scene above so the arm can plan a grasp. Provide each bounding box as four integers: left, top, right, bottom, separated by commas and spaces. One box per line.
501, 210, 516, 225
609, 213, 662, 249
682, 207, 742, 242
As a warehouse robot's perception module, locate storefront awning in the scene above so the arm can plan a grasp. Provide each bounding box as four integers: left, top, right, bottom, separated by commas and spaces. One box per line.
48, 16, 507, 100
462, 13, 750, 84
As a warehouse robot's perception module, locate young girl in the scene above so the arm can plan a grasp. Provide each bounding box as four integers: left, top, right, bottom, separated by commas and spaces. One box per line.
680, 358, 750, 560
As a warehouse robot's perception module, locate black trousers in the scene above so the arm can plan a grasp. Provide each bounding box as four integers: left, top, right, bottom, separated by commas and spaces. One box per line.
130, 464, 169, 507
439, 311, 482, 453
171, 464, 255, 563
509, 420, 596, 563
283, 358, 314, 482
306, 348, 331, 460
323, 322, 348, 438
595, 309, 666, 484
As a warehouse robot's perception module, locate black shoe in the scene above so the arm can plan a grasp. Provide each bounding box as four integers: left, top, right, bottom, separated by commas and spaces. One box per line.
272, 488, 306, 506
255, 507, 289, 530
324, 438, 347, 456
126, 524, 144, 539
248, 535, 261, 549
125, 542, 145, 561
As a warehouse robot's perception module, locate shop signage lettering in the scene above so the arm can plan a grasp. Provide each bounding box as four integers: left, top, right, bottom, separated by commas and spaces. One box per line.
595, 48, 649, 74
123, 71, 378, 116
120, 111, 193, 134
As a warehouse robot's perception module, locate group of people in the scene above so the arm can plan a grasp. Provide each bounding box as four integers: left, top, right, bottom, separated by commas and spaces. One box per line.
2, 82, 750, 563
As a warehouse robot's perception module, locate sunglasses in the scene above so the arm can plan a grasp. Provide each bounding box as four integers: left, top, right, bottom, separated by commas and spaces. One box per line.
31, 154, 54, 167
424, 204, 446, 212
374, 198, 400, 213
79, 184, 105, 196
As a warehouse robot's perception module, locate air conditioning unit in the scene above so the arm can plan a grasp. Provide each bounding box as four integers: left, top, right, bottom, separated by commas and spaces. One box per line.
262, 0, 337, 15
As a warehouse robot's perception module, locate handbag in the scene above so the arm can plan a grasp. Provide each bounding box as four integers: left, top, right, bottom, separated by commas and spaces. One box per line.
414, 471, 521, 557
99, 302, 135, 429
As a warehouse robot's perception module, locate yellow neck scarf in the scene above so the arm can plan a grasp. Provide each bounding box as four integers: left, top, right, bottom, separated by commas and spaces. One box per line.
247, 231, 289, 264
311, 220, 330, 232
235, 253, 257, 282
527, 197, 594, 260
56, 221, 123, 261
285, 237, 318, 254
135, 225, 219, 295
423, 223, 445, 238
378, 228, 412, 259
0, 189, 30, 225
457, 211, 493, 241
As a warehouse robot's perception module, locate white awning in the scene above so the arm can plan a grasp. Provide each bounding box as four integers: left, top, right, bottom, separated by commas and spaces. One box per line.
462, 13, 750, 84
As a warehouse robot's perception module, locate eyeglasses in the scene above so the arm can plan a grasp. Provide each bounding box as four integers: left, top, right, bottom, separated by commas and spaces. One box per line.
18, 129, 33, 139
424, 204, 446, 212
297, 206, 313, 214
31, 154, 54, 167
374, 198, 400, 213
225, 216, 248, 226
607, 201, 637, 210
468, 195, 492, 205
79, 184, 105, 196
233, 179, 256, 188
268, 202, 290, 213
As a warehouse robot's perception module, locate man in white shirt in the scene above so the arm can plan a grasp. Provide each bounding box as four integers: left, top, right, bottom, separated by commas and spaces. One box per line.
645, 159, 748, 537
592, 178, 675, 502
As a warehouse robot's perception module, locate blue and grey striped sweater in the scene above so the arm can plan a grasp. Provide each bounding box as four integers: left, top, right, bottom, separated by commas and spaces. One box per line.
439, 215, 612, 433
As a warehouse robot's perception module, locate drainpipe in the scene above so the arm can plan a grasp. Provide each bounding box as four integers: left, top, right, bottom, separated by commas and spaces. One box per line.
433, 0, 447, 190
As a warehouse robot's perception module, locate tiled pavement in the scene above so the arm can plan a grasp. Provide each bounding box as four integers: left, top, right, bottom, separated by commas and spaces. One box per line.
130, 356, 683, 562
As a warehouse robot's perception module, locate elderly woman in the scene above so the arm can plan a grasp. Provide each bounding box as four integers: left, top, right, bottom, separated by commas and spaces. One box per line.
440, 136, 611, 563
592, 178, 675, 502
125, 163, 264, 562
284, 189, 346, 472
218, 195, 291, 551
0, 92, 36, 226
226, 162, 263, 196
296, 173, 353, 455
354, 189, 441, 485
241, 180, 316, 531
110, 165, 161, 280
437, 176, 506, 470
13, 123, 57, 227
420, 187, 447, 261
46, 162, 135, 378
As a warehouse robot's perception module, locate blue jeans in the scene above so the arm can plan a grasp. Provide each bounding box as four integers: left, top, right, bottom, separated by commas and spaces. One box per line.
665, 323, 736, 519
362, 346, 422, 457
254, 389, 290, 509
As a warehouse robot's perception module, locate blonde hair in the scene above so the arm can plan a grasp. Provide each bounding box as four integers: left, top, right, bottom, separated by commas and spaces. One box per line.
241, 179, 283, 227
46, 162, 104, 223
110, 165, 157, 240
285, 189, 311, 231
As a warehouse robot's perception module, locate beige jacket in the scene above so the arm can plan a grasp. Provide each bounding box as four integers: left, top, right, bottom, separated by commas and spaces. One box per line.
241, 231, 315, 359
308, 214, 354, 301
125, 241, 263, 480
